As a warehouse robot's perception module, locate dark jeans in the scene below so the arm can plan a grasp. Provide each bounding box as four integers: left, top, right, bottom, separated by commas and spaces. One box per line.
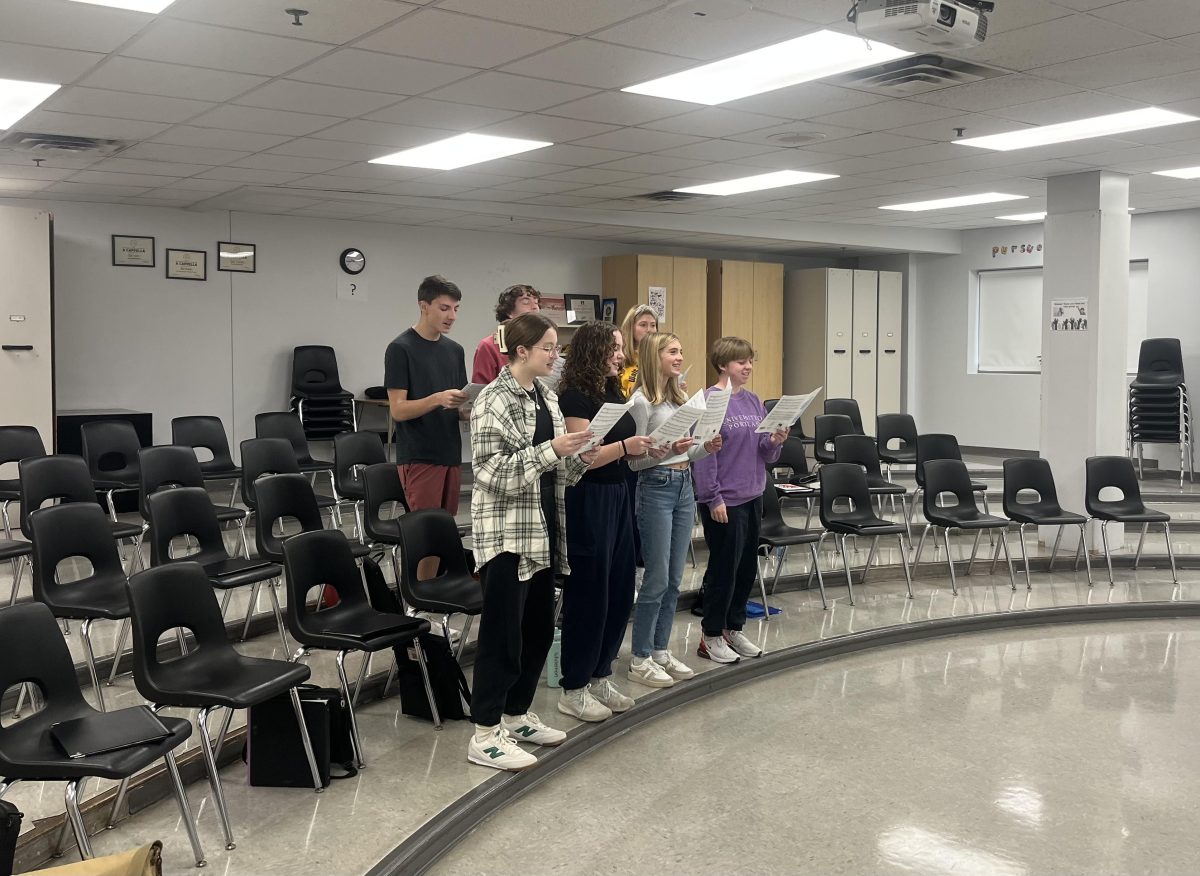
561, 480, 636, 690
471, 553, 556, 727
698, 498, 763, 638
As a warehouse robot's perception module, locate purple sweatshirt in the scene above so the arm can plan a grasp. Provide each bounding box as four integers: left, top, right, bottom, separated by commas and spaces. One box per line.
693, 385, 782, 509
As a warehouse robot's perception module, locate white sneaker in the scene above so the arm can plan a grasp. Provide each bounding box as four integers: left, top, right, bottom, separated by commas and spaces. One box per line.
588, 678, 633, 712
502, 711, 567, 745
723, 629, 763, 659
627, 656, 676, 688
557, 687, 612, 723
652, 650, 695, 680
698, 635, 740, 664
467, 727, 537, 771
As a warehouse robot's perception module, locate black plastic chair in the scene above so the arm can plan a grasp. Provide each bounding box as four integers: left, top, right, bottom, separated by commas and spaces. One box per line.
171, 416, 242, 504
824, 398, 865, 435
1002, 458, 1092, 588
907, 434, 991, 530
814, 414, 855, 466
333, 431, 387, 542
834, 435, 906, 498
1085, 456, 1177, 585
146, 487, 288, 649
282, 529, 440, 767
255, 412, 334, 482
28, 503, 131, 711
291, 346, 355, 440
255, 473, 370, 563
240, 437, 337, 516
127, 562, 321, 851
80, 421, 142, 521
397, 509, 483, 659
0, 425, 46, 538
1131, 338, 1184, 388
876, 414, 917, 480
816, 463, 914, 604
772, 437, 817, 527
915, 459, 1017, 595
362, 462, 409, 551
0, 603, 205, 867
139, 445, 249, 557
758, 480, 826, 609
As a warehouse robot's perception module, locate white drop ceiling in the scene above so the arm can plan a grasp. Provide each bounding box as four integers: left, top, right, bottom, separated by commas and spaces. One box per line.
1, 0, 1200, 256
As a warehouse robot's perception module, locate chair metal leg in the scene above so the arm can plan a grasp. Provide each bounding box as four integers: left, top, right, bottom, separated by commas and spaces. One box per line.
1049, 524, 1065, 572
106, 777, 130, 830
197, 706, 236, 850
966, 529, 983, 575
769, 545, 790, 595
999, 527, 1018, 591
107, 617, 131, 685
288, 687, 325, 793
896, 534, 915, 599
1134, 522, 1148, 570
383, 656, 399, 697
803, 499, 814, 531
456, 615, 474, 661
237, 519, 251, 559
266, 579, 290, 651
218, 589, 233, 621
51, 813, 71, 858
1099, 520, 1115, 586
913, 524, 930, 569
1079, 523, 1093, 586
352, 651, 371, 708
989, 528, 1003, 575
861, 537, 878, 585
7, 554, 27, 607
941, 527, 959, 595
104, 490, 118, 523
981, 493, 994, 545
808, 543, 828, 609
213, 707, 234, 764
241, 580, 262, 641
754, 551, 772, 619
64, 777, 94, 860
836, 534, 856, 606
411, 639, 443, 730
809, 532, 827, 591
162, 749, 207, 867
336, 651, 368, 768
1164, 522, 1179, 584
1016, 523, 1032, 590
79, 619, 106, 712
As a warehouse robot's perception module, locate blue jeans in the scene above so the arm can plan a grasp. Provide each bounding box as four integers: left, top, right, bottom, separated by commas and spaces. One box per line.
632, 467, 694, 658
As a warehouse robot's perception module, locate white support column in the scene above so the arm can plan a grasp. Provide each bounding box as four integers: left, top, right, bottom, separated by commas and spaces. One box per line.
1040, 171, 1130, 552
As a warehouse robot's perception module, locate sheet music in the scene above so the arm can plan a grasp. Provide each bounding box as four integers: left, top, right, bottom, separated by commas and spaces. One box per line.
755, 387, 821, 434
578, 400, 634, 453
648, 403, 702, 448
541, 355, 567, 391
461, 382, 486, 402
693, 389, 731, 444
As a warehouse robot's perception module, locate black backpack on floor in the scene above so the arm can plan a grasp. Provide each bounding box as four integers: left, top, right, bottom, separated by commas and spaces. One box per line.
0, 800, 20, 876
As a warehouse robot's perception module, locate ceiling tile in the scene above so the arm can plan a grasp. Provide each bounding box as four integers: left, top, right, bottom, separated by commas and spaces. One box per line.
722, 83, 886, 122
0, 0, 153, 53
14, 110, 167, 140
809, 99, 963, 131
642, 107, 786, 137
465, 158, 573, 177
886, 112, 1029, 144
234, 80, 400, 117
282, 173, 401, 191
545, 92, 692, 126
0, 41, 104, 84
544, 167, 644, 185
0, 178, 51, 193
66, 169, 183, 188
473, 114, 621, 143
805, 132, 934, 157
493, 178, 585, 194
265, 138, 389, 161
78, 58, 267, 102
196, 167, 310, 185
593, 8, 807, 60
45, 180, 152, 196
571, 127, 704, 152
423, 72, 597, 111
655, 139, 777, 161
1107, 70, 1200, 104
502, 40, 688, 90
119, 142, 252, 165
286, 50, 475, 95
976, 0, 1075, 34
0, 163, 76, 181
969, 14, 1154, 69
911, 74, 1081, 112
309, 119, 452, 147
1031, 42, 1200, 89
88, 157, 209, 177
151, 178, 245, 193
152, 125, 294, 151
121, 19, 329, 76
365, 98, 520, 130
1091, 0, 1200, 38
435, 0, 664, 35
988, 92, 1147, 125
231, 154, 353, 174
187, 104, 341, 136
43, 87, 213, 124
594, 154, 707, 174
355, 9, 568, 67
372, 180, 474, 197
164, 0, 415, 44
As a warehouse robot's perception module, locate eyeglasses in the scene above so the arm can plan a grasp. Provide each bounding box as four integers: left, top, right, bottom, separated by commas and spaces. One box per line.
533, 343, 562, 355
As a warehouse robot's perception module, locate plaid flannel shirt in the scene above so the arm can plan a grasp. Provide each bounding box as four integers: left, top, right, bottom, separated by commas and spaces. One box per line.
470, 365, 589, 581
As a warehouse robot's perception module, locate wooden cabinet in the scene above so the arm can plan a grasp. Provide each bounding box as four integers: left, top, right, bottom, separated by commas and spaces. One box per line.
601, 254, 706, 380
706, 259, 783, 399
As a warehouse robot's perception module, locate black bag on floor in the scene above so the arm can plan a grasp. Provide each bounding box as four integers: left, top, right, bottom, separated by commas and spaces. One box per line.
0, 800, 20, 876
246, 685, 357, 788
360, 556, 473, 722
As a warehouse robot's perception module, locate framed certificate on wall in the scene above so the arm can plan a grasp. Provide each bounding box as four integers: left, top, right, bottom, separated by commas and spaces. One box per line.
165, 248, 207, 281
218, 241, 256, 273
111, 235, 154, 267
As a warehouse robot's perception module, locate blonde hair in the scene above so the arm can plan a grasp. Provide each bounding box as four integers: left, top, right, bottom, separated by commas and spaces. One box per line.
635, 332, 686, 406
710, 336, 755, 373
619, 304, 658, 367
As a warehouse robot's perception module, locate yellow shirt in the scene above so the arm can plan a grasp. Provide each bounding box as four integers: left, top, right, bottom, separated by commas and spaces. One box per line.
619, 363, 638, 398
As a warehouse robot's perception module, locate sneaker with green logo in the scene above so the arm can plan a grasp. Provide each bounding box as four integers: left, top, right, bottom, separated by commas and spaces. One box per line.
468, 726, 537, 771
501, 711, 567, 746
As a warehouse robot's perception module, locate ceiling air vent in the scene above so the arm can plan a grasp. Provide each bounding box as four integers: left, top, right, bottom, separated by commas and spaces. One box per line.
828, 53, 1007, 96
0, 131, 129, 157
636, 190, 709, 203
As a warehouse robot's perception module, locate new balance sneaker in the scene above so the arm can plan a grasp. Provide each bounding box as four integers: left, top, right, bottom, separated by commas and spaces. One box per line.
588, 678, 634, 713
697, 634, 740, 664
652, 649, 695, 680
467, 727, 537, 771
627, 656, 676, 688
502, 711, 567, 745
723, 629, 763, 658
557, 687, 612, 722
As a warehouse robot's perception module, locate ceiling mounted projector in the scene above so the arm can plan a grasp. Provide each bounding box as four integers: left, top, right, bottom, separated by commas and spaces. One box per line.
850, 0, 992, 50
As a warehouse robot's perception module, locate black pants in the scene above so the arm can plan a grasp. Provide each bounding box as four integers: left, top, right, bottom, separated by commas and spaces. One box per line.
561, 480, 636, 690
625, 466, 643, 567
698, 498, 763, 638
471, 553, 556, 727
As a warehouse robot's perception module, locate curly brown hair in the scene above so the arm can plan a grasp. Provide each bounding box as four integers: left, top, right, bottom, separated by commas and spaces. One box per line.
560, 320, 620, 403
494, 284, 541, 321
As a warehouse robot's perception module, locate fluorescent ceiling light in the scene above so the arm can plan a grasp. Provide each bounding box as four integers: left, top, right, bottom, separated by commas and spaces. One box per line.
954, 108, 1198, 152
1153, 165, 1200, 179
0, 78, 60, 130
68, 0, 176, 11
623, 29, 912, 106
881, 192, 1027, 212
996, 212, 1046, 221
675, 170, 838, 196
369, 133, 552, 170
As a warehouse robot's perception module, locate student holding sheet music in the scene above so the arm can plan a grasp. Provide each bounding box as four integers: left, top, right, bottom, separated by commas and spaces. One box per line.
556, 321, 657, 721
692, 337, 789, 663
626, 332, 722, 688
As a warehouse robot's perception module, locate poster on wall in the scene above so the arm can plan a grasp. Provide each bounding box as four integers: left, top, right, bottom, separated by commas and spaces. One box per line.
1050, 298, 1088, 332
648, 285, 667, 321
540, 296, 568, 325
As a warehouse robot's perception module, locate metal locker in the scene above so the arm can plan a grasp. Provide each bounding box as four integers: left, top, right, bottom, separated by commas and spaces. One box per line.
876, 271, 903, 417
851, 269, 878, 429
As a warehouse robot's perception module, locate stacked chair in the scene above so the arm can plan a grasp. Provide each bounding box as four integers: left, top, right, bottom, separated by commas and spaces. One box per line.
1127, 337, 1193, 486
290, 345, 355, 441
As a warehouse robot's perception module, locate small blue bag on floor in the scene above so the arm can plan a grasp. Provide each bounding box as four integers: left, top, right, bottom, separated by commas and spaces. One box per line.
745, 601, 782, 618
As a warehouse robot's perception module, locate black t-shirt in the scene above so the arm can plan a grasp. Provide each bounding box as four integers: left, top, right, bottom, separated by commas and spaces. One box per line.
384, 328, 467, 466
527, 384, 559, 568
558, 385, 636, 485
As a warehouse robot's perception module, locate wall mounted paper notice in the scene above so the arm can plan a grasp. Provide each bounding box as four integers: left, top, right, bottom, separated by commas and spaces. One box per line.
693, 389, 731, 444
755, 387, 821, 433
580, 399, 635, 453
648, 286, 667, 321
1050, 297, 1088, 332
461, 382, 487, 402
648, 403, 702, 448
337, 276, 367, 301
